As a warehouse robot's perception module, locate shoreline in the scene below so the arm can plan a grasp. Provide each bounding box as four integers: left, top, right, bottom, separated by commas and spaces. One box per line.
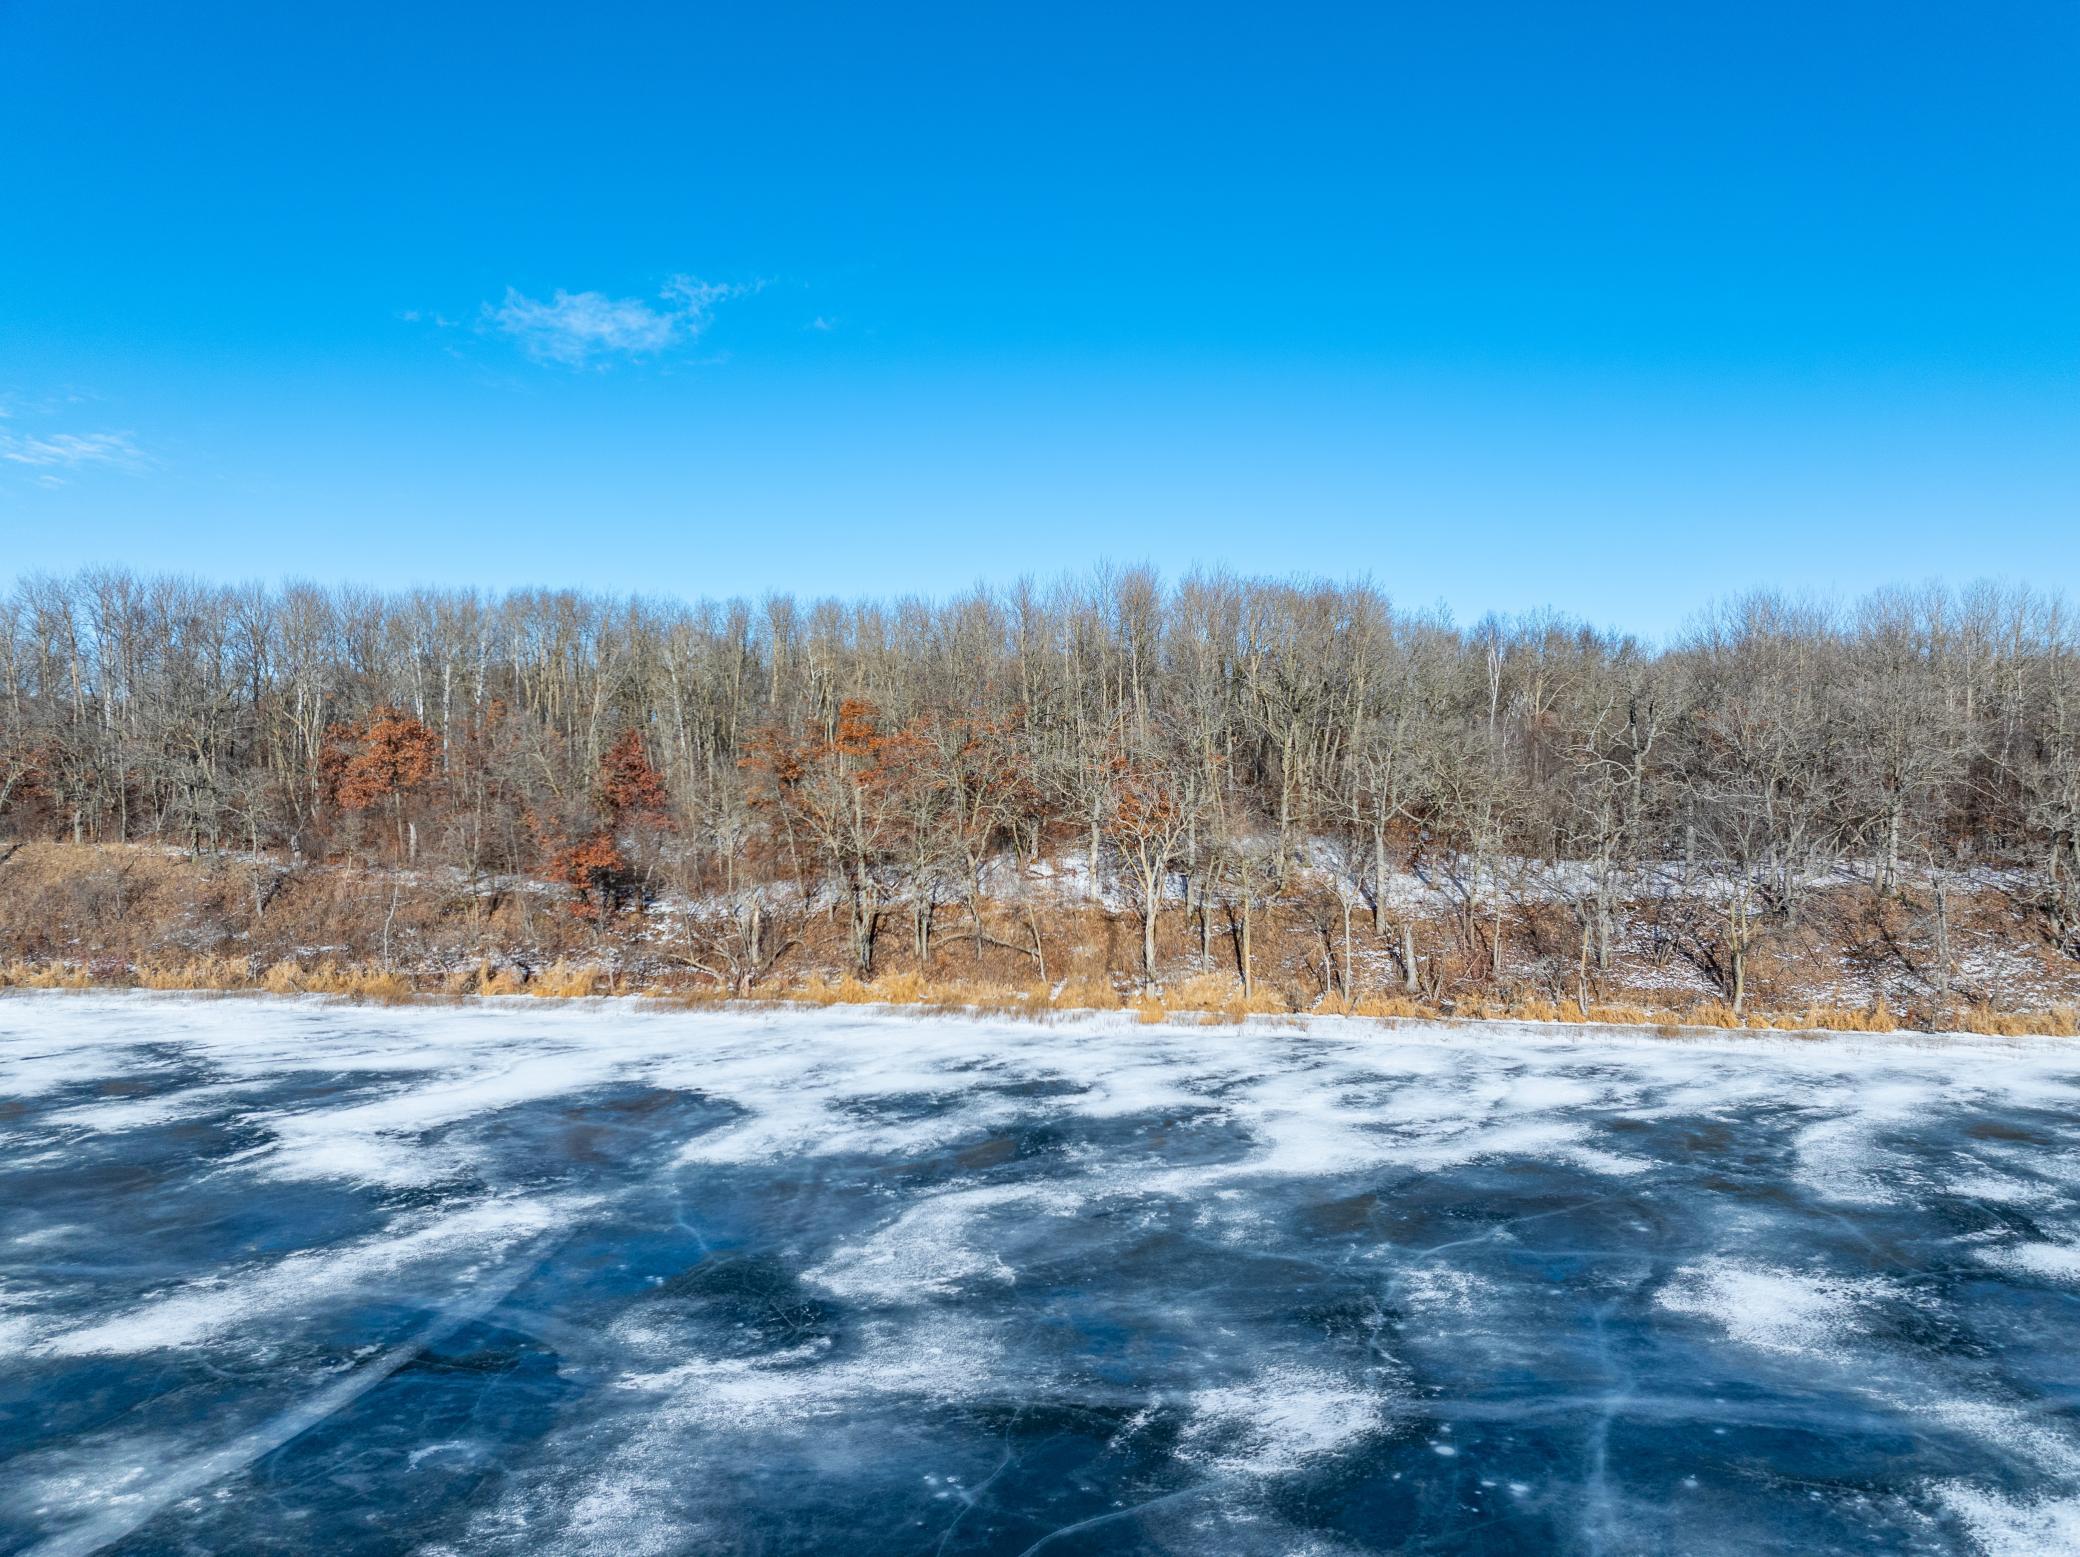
6, 977, 2077, 1048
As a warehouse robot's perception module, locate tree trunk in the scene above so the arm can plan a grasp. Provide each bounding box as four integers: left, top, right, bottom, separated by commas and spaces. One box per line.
1341, 896, 1353, 1009
1372, 824, 1389, 936
1139, 864, 1159, 976
1729, 895, 1747, 1016
1932, 875, 1951, 1011
1239, 893, 1254, 997
851, 863, 877, 977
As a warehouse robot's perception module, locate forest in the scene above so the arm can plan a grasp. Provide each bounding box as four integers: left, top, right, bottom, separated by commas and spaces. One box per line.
2, 567, 2078, 1025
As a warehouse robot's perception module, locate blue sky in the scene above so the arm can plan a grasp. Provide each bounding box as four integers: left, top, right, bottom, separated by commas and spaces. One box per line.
2, 0, 2074, 637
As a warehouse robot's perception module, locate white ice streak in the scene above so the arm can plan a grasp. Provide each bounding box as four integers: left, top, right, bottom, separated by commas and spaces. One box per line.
518, 1317, 1004, 1553
804, 1183, 1081, 1302
17, 1249, 544, 1557
615, 1314, 1000, 1425
34, 1195, 575, 1356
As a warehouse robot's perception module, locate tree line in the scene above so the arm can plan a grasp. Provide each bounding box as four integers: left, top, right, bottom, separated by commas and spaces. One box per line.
3, 568, 2077, 999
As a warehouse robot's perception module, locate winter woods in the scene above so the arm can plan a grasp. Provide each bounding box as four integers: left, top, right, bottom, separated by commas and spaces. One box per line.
4, 568, 2079, 1006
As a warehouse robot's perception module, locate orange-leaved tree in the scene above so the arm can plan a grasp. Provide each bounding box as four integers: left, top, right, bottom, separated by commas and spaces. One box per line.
550, 831, 630, 925
598, 728, 673, 827
742, 698, 903, 975
324, 706, 440, 860
550, 729, 676, 925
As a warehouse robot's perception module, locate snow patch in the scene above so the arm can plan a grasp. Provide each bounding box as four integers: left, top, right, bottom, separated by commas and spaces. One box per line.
1933, 1482, 2080, 1556
1656, 1258, 1888, 1357
1177, 1364, 1397, 1477
1977, 1241, 2080, 1284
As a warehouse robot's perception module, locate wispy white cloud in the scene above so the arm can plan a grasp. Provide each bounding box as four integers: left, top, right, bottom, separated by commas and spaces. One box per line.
0, 428, 149, 480
484, 274, 750, 367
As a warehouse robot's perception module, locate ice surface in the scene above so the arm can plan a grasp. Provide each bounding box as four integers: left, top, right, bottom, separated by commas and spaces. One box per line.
4, 992, 2080, 1554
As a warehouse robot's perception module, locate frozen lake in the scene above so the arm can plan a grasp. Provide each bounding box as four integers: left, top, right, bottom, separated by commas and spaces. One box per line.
4, 996, 2080, 1555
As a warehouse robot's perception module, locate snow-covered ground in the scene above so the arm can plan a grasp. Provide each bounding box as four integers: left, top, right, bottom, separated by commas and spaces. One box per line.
4, 994, 2080, 1555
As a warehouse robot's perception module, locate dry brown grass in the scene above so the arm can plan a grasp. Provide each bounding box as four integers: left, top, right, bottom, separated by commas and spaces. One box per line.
1674, 1001, 1755, 1029
866, 969, 929, 1005
1348, 992, 1430, 1020
1582, 1003, 1655, 1027
1947, 1003, 2080, 1038
1145, 971, 1290, 1023
312, 964, 416, 1001
5, 945, 2064, 1042
1799, 999, 1898, 1033
0, 959, 95, 989
525, 961, 603, 998
902, 978, 1050, 1018
480, 964, 528, 996
134, 956, 254, 991
788, 973, 866, 1005
645, 983, 734, 1009
244, 959, 418, 1001
777, 969, 1065, 1017
259, 959, 305, 995
1051, 973, 1122, 1011
5, 839, 2079, 1039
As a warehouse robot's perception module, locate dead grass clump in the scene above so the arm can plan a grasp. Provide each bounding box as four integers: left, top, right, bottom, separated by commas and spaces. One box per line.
135, 956, 253, 991
1681, 1001, 1744, 1029
354, 969, 418, 1002
1500, 996, 1584, 1025
1583, 1004, 1653, 1027
477, 962, 528, 996
1800, 999, 1897, 1033
260, 959, 306, 994
526, 961, 601, 998
1950, 1003, 2080, 1038
1051, 973, 1122, 1011
1162, 971, 1281, 1020
868, 969, 930, 1005
788, 973, 877, 1005
903, 978, 1050, 1019
292, 960, 347, 995
788, 974, 841, 1004
652, 981, 732, 1007
1349, 992, 1431, 1020
1128, 991, 1168, 1024
282, 961, 416, 1001
0, 960, 95, 989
